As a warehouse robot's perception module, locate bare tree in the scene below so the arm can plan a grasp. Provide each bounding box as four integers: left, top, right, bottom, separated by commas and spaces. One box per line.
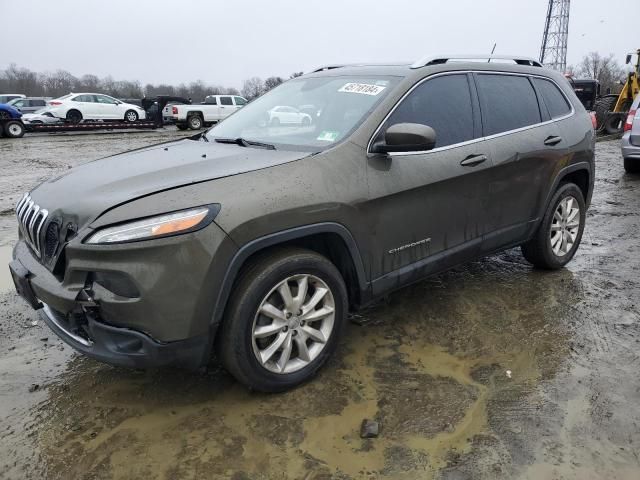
264, 76, 284, 92
0, 63, 256, 101
576, 52, 625, 94
241, 77, 264, 100
289, 72, 304, 79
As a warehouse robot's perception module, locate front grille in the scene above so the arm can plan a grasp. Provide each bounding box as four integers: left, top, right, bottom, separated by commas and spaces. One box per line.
15, 193, 49, 258
44, 220, 60, 260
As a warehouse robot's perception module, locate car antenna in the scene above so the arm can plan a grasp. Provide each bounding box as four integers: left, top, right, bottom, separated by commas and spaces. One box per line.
488, 43, 497, 62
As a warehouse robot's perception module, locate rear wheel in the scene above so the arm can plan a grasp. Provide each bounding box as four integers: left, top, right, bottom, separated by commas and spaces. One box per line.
187, 114, 203, 130
604, 112, 626, 134
270, 117, 280, 127
66, 109, 82, 124
4, 120, 25, 138
624, 157, 640, 174
594, 96, 618, 133
124, 110, 138, 122
217, 248, 348, 392
521, 183, 586, 269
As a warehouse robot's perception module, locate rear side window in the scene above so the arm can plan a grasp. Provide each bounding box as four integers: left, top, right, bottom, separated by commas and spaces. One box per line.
532, 78, 571, 119
32, 100, 46, 107
220, 96, 233, 106
476, 74, 541, 135
383, 74, 475, 148
205, 96, 217, 105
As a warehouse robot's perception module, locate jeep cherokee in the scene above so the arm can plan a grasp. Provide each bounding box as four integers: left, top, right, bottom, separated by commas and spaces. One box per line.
9, 55, 595, 392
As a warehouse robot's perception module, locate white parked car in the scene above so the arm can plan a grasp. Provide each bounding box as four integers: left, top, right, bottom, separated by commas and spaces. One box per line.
267, 106, 312, 126
47, 93, 147, 123
167, 95, 247, 130
21, 109, 63, 125
0, 93, 25, 104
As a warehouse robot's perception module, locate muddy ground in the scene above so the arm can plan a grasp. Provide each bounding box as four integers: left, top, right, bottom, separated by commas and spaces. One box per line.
0, 131, 639, 480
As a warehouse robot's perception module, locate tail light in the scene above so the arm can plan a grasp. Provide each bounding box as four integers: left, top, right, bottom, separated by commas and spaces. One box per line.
172, 106, 178, 115
49, 101, 62, 106
589, 111, 597, 130
624, 109, 636, 132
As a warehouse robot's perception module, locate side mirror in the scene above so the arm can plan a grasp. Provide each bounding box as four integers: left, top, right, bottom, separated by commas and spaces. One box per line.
371, 123, 436, 154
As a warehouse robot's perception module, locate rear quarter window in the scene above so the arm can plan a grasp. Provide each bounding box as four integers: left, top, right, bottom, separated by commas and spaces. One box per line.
532, 77, 572, 119
476, 74, 542, 136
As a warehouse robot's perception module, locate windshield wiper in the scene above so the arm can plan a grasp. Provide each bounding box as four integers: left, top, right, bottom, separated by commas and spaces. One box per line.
214, 137, 276, 150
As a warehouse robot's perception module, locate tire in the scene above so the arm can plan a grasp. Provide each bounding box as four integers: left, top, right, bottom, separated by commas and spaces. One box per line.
521, 183, 586, 270
270, 117, 280, 127
594, 96, 618, 133
217, 248, 348, 392
124, 110, 138, 122
4, 120, 25, 138
604, 112, 626, 135
624, 157, 640, 174
176, 124, 189, 131
187, 114, 203, 130
302, 116, 311, 126
66, 109, 83, 124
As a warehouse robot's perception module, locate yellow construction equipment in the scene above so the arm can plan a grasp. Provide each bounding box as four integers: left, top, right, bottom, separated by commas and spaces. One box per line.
596, 49, 640, 134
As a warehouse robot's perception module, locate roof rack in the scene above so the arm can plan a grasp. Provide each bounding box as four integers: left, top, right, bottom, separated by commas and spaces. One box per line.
410, 55, 543, 69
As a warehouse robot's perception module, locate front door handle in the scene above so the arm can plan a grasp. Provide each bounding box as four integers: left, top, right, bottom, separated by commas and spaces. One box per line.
544, 135, 562, 146
460, 154, 487, 167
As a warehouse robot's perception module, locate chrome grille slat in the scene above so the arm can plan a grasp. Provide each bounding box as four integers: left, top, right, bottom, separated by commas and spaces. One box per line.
15, 193, 49, 258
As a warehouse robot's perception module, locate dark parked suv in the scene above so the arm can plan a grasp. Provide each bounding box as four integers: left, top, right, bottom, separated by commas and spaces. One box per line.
10, 55, 595, 391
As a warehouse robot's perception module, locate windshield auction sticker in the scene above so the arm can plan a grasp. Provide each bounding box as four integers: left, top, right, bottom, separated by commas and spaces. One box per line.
338, 83, 386, 95
317, 131, 340, 142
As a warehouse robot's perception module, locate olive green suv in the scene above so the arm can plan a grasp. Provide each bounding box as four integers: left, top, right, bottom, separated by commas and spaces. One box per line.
10, 55, 595, 391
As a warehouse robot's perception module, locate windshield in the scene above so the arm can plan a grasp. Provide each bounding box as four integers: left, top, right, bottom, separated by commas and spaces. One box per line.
206, 75, 400, 151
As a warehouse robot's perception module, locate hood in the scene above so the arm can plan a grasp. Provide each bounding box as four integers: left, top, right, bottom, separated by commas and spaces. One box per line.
29, 138, 309, 228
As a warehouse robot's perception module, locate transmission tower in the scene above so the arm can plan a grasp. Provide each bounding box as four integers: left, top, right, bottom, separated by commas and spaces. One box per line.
539, 0, 570, 71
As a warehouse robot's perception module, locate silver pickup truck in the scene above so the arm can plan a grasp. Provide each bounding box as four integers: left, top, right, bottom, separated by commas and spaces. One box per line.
166, 95, 248, 130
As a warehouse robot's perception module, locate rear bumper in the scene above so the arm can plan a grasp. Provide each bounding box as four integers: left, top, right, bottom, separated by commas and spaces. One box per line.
621, 132, 640, 158
39, 303, 209, 369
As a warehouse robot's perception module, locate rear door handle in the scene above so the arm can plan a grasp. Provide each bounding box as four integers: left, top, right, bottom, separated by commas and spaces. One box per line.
460, 154, 487, 167
544, 135, 562, 146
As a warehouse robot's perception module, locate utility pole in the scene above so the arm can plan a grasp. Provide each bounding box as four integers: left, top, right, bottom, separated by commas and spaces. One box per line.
539, 0, 570, 71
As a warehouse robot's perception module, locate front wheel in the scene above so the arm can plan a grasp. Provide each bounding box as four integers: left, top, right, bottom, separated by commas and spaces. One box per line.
124, 110, 138, 122
217, 248, 348, 392
176, 124, 189, 131
521, 183, 586, 269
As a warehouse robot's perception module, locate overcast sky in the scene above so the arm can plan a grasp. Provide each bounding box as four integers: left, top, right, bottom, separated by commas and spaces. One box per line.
1, 0, 636, 88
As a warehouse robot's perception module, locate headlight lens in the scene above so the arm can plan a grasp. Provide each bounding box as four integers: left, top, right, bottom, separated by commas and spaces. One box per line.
85, 206, 214, 244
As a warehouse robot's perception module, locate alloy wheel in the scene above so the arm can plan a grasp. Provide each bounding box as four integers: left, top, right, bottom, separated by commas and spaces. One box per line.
251, 274, 335, 374
550, 195, 580, 256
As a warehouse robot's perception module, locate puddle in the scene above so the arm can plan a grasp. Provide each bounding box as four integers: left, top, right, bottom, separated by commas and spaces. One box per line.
0, 244, 14, 293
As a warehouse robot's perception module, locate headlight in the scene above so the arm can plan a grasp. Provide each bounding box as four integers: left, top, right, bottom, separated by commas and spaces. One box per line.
85, 206, 218, 244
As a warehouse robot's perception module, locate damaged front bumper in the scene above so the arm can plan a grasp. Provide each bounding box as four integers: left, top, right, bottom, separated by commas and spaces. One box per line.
9, 224, 236, 369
